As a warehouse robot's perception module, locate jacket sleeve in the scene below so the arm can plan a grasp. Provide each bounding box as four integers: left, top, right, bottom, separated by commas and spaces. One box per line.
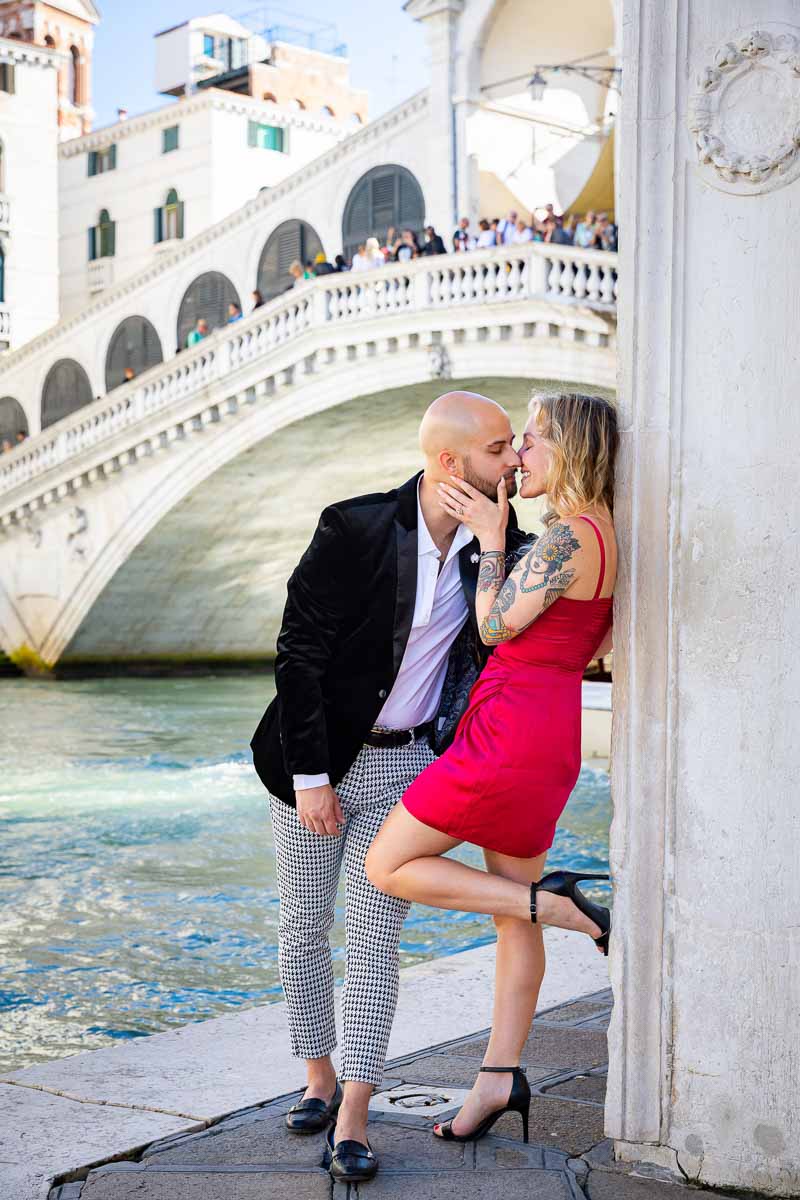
274, 505, 351, 778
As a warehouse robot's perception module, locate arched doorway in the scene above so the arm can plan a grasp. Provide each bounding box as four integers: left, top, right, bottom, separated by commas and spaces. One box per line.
341, 165, 425, 263
256, 219, 323, 301
176, 271, 240, 351
41, 359, 93, 430
0, 396, 27, 443
105, 316, 163, 391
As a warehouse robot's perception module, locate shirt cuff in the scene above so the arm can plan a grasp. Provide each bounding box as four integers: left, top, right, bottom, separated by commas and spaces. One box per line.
293, 773, 330, 791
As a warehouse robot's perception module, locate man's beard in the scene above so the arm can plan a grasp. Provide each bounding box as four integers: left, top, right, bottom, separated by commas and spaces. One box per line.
462, 455, 518, 500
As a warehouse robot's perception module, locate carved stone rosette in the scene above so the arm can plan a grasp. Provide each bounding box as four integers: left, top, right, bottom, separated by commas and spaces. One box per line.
688, 24, 800, 194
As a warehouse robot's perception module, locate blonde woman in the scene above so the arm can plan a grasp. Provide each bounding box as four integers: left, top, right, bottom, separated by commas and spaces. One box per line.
366, 392, 617, 1147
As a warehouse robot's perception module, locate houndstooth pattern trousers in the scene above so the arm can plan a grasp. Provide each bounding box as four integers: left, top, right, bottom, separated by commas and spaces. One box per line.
269, 736, 436, 1085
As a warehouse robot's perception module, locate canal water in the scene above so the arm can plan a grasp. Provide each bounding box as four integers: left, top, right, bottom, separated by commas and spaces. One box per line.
0, 674, 611, 1074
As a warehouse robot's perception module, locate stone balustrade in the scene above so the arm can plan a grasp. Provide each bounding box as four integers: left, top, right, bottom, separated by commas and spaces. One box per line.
0, 193, 9, 235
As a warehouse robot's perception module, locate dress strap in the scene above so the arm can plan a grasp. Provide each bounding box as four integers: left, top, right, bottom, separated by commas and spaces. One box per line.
579, 515, 606, 599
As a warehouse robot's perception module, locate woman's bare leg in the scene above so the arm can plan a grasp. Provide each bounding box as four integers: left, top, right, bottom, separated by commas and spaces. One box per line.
365, 804, 602, 940
436, 849, 548, 1137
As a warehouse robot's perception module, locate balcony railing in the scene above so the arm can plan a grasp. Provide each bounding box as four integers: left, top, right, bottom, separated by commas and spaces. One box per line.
0, 305, 10, 348
0, 194, 9, 235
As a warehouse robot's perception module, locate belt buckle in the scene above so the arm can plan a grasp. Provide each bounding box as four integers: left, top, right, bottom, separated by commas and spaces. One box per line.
405, 728, 415, 746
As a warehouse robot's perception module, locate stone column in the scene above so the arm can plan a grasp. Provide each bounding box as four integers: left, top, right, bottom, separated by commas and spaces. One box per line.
404, 0, 465, 235
608, 3, 800, 1195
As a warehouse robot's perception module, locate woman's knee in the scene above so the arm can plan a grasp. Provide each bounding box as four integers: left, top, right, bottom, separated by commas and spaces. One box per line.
364, 845, 394, 894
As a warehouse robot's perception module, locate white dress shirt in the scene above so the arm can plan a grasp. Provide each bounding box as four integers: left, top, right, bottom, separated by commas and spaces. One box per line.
294, 483, 474, 791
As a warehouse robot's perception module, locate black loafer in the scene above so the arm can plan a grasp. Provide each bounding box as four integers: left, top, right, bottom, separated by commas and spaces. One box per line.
285, 1082, 343, 1134
325, 1124, 379, 1182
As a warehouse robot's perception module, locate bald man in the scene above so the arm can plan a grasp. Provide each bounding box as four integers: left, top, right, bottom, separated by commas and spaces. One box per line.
251, 391, 529, 1181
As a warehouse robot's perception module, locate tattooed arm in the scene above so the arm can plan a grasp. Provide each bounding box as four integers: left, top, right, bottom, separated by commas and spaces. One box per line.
477, 521, 583, 646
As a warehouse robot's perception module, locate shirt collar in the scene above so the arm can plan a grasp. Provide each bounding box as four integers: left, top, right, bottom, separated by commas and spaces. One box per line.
417, 478, 474, 563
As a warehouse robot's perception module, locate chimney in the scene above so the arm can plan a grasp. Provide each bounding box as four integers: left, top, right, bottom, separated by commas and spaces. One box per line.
117, 107, 128, 121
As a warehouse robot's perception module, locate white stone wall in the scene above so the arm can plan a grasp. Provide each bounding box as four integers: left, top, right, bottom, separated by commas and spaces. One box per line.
57, 93, 348, 319
607, 3, 800, 1194
0, 38, 61, 351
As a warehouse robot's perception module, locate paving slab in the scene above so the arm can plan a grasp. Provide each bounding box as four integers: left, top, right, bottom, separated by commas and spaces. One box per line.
490, 1096, 607, 1155
361, 1121, 468, 1169
545, 1072, 607, 1103
141, 1110, 328, 1167
396, 1053, 555, 1088
537, 999, 613, 1026
345, 1169, 575, 1198
468, 1024, 608, 1070
585, 1169, 754, 1200
80, 1165, 331, 1199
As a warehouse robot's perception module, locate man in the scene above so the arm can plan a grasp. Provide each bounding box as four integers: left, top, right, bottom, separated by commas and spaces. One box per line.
313, 252, 335, 276
452, 216, 475, 252
498, 209, 518, 244
421, 225, 446, 256
251, 392, 528, 1183
574, 210, 597, 249
186, 317, 208, 347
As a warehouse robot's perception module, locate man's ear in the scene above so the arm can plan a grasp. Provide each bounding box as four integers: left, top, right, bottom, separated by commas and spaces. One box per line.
439, 449, 458, 475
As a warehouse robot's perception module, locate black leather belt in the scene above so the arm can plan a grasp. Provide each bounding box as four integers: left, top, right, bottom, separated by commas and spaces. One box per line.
364, 721, 432, 748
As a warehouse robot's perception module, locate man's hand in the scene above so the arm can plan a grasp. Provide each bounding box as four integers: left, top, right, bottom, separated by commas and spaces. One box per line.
296, 784, 345, 837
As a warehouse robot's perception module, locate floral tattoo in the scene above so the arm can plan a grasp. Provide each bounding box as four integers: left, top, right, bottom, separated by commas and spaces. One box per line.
477, 551, 506, 594
479, 524, 580, 645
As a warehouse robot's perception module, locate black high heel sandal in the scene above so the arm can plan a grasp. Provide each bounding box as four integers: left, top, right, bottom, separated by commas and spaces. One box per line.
434, 1066, 530, 1143
530, 870, 611, 955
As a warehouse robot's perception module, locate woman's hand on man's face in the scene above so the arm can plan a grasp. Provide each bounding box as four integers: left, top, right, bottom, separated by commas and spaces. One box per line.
437, 475, 509, 545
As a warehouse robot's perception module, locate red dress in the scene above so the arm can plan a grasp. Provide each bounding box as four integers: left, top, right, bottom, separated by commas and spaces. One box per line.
402, 516, 613, 858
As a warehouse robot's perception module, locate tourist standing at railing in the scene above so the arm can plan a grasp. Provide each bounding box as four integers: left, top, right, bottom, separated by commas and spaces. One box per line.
475, 218, 497, 249
512, 218, 534, 245
289, 259, 306, 287
574, 210, 597, 249
351, 240, 383, 271
595, 213, 618, 252
227, 302, 243, 324
334, 254, 349, 272
252, 289, 265, 310
186, 317, 209, 348
421, 226, 446, 256
313, 252, 335, 276
394, 229, 420, 262
1, 439, 12, 454
381, 227, 400, 260
497, 210, 518, 244
251, 390, 529, 1185
452, 216, 476, 253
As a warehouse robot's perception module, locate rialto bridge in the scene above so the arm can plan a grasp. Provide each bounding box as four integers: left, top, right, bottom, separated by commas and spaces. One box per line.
0, 238, 616, 673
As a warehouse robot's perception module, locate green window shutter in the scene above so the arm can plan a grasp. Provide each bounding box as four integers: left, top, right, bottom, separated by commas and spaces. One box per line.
109, 143, 117, 170
7, 64, 15, 95
177, 200, 184, 239
87, 226, 96, 260
275, 126, 286, 153
108, 220, 116, 256
88, 150, 97, 176
154, 207, 162, 243
247, 120, 258, 148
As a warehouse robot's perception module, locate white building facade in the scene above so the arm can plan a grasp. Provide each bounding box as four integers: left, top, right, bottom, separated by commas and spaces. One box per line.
58, 91, 355, 322
0, 34, 60, 361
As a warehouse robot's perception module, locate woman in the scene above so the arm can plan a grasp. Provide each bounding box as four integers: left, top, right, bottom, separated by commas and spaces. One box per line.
366, 390, 617, 1144
475, 218, 497, 248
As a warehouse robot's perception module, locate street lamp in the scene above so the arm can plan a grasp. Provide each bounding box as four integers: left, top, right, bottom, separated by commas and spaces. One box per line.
528, 63, 621, 101
528, 71, 547, 102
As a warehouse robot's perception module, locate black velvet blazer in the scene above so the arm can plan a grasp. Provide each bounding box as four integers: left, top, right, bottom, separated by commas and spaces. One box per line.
251, 471, 530, 804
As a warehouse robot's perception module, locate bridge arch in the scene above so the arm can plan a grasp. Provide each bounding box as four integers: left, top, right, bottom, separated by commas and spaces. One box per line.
256, 219, 324, 302
176, 271, 241, 353
342, 165, 425, 263
105, 316, 164, 391
41, 358, 94, 430
0, 396, 27, 442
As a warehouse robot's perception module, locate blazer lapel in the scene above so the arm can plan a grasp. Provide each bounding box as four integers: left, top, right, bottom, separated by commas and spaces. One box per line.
459, 536, 481, 629
391, 471, 422, 678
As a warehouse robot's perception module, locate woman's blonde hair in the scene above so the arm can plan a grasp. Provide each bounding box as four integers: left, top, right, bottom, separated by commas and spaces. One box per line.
529, 391, 618, 525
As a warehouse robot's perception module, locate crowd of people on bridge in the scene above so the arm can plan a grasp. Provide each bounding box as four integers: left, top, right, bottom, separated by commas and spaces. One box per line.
1, 430, 27, 455
178, 204, 617, 353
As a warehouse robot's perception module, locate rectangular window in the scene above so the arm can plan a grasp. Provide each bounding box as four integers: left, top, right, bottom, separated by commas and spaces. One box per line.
89, 145, 116, 176
203, 33, 215, 57
162, 125, 179, 154
247, 120, 286, 153
0, 63, 15, 94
